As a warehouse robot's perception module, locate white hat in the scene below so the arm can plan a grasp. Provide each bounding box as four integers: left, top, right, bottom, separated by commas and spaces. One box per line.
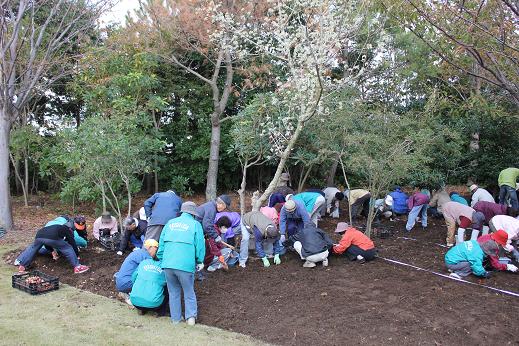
285, 194, 293, 202
384, 195, 394, 207
469, 184, 478, 192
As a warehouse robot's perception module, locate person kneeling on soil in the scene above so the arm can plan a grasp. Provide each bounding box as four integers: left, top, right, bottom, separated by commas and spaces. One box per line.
279, 199, 310, 245
117, 216, 147, 256
477, 230, 518, 273
130, 246, 168, 316
283, 223, 333, 268
332, 222, 376, 263
158, 202, 205, 326
42, 215, 88, 259
488, 215, 519, 262
14, 224, 89, 274
114, 239, 158, 304
93, 211, 119, 240
242, 211, 283, 268
214, 212, 241, 247
286, 192, 326, 227
203, 225, 239, 272
445, 238, 499, 279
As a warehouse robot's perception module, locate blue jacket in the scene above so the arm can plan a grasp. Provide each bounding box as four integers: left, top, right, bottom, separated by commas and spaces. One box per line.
115, 249, 151, 290
293, 192, 321, 213
389, 188, 408, 214
279, 200, 310, 236
196, 201, 219, 240
157, 213, 206, 273
451, 193, 469, 206
144, 191, 182, 226
253, 226, 282, 258
45, 217, 87, 248
130, 258, 166, 308
445, 240, 487, 277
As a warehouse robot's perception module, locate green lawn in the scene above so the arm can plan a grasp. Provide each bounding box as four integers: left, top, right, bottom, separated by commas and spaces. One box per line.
0, 246, 263, 346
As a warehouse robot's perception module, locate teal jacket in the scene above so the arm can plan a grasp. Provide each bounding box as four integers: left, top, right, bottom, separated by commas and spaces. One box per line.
157, 213, 205, 273
293, 192, 321, 213
45, 217, 87, 248
129, 258, 166, 308
450, 193, 468, 206
445, 240, 487, 277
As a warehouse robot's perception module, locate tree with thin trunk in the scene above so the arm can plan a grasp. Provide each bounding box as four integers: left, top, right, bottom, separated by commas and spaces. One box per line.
0, 0, 112, 229
216, 0, 374, 210
129, 0, 264, 200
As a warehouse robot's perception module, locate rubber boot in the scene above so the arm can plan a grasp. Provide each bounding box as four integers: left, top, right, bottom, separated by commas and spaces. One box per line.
470, 229, 480, 241
482, 225, 489, 236
456, 228, 466, 245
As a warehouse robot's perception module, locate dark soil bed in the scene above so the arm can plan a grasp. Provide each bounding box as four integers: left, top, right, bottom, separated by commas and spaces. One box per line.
4, 205, 519, 345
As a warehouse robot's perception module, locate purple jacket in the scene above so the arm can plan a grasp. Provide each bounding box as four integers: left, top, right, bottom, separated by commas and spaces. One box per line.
473, 201, 507, 223
215, 211, 241, 238
407, 192, 430, 210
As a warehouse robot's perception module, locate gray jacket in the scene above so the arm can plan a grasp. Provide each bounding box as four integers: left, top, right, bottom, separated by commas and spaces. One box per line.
242, 211, 276, 236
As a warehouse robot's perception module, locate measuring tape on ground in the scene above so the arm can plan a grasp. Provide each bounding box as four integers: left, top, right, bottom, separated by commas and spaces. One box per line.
379, 256, 519, 298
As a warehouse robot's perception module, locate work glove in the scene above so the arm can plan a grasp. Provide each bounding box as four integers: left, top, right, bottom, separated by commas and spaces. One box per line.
215, 236, 222, 243
196, 263, 204, 271
132, 247, 140, 252
262, 257, 271, 268
273, 254, 281, 265
506, 264, 518, 272
280, 235, 286, 243
116, 251, 123, 256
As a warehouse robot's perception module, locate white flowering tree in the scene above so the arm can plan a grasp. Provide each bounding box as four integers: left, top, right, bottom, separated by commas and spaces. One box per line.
217, 0, 374, 210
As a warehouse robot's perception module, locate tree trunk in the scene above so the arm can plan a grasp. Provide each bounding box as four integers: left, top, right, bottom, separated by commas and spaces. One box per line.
365, 198, 375, 239
154, 159, 159, 193
205, 113, 221, 201
13, 159, 21, 194
0, 114, 13, 230
253, 120, 305, 210
339, 157, 353, 226
238, 160, 249, 216
9, 153, 28, 207
298, 164, 314, 192
326, 156, 339, 187
24, 155, 29, 202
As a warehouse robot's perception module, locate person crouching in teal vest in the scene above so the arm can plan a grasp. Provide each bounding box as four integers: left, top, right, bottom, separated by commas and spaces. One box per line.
130, 239, 168, 316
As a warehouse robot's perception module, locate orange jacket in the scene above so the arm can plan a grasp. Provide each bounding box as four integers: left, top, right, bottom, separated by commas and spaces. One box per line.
333, 227, 375, 254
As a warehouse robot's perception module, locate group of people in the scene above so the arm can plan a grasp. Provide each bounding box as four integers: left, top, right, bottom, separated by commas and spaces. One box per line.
13, 168, 519, 325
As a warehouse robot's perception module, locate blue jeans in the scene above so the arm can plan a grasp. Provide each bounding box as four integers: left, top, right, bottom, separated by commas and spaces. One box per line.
164, 269, 197, 322
499, 185, 519, 209
17, 238, 79, 268
115, 275, 133, 293
406, 205, 428, 231
239, 222, 250, 265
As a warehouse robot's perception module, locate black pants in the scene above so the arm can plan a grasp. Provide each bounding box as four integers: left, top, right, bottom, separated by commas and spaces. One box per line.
345, 245, 377, 261
351, 194, 371, 218
134, 291, 169, 316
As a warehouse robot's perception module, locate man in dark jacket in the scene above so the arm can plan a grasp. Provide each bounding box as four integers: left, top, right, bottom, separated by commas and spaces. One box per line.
117, 216, 148, 255
196, 194, 231, 242
144, 190, 182, 241
283, 223, 333, 268
15, 224, 89, 274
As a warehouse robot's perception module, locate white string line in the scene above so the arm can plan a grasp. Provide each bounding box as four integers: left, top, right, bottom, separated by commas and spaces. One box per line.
397, 236, 448, 248
379, 256, 519, 298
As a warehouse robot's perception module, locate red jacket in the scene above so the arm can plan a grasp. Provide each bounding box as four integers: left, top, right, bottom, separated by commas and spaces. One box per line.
477, 234, 506, 271
333, 227, 375, 254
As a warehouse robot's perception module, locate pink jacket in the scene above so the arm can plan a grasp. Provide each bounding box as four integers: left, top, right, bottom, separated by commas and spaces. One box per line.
407, 192, 430, 210
260, 206, 279, 225
92, 216, 118, 240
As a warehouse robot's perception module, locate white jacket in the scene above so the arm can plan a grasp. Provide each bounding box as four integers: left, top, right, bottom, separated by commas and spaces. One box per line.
470, 188, 495, 207
489, 215, 519, 251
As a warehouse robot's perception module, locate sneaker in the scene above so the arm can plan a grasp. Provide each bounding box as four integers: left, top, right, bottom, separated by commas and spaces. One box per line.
446, 243, 454, 248
449, 272, 462, 280
356, 255, 366, 264
187, 317, 196, 326
238, 262, 246, 268
18, 265, 26, 273
74, 265, 89, 274
303, 260, 316, 268
13, 259, 20, 266
322, 258, 329, 267
207, 265, 217, 272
